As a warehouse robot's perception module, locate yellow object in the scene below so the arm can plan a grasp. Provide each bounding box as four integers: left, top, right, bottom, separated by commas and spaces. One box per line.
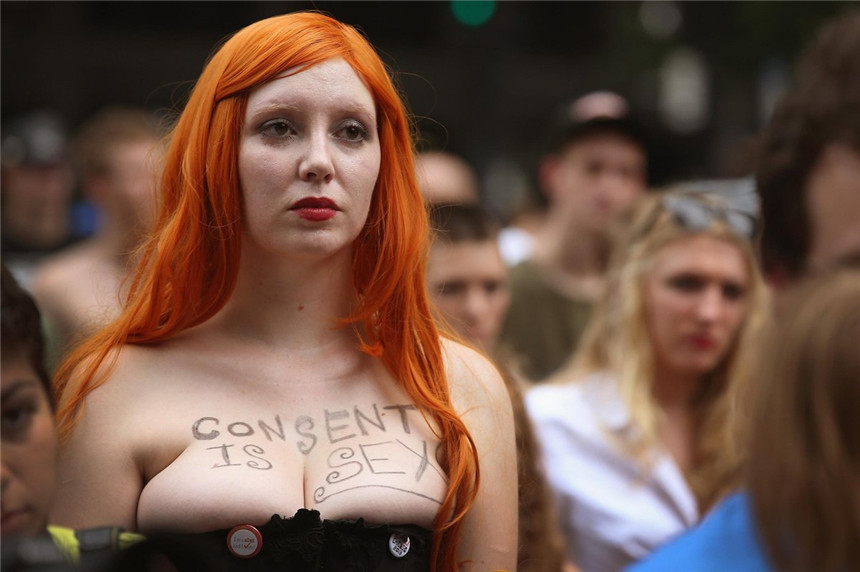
47, 524, 145, 564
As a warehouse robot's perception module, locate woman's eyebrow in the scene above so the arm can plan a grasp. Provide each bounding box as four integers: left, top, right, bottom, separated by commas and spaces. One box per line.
246, 102, 301, 114
1, 379, 38, 401
251, 97, 374, 112
339, 101, 375, 114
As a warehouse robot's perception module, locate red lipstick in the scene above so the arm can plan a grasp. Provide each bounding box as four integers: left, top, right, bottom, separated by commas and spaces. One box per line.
1, 508, 32, 534
689, 334, 716, 350
290, 197, 339, 222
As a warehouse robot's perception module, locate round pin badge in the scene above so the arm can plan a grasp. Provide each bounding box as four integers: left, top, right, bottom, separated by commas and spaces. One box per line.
227, 524, 263, 558
388, 532, 411, 558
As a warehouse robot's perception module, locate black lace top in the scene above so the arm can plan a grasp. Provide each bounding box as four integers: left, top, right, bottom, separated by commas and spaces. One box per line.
109, 509, 433, 572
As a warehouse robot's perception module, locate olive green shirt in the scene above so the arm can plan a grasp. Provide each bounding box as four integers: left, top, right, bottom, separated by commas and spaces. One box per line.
499, 259, 593, 382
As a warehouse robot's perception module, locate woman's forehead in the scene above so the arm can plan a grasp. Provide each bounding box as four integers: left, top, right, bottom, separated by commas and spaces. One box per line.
650, 235, 749, 278
248, 59, 375, 110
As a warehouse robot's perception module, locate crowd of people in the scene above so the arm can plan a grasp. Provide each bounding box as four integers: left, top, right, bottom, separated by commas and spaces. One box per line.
2, 9, 859, 572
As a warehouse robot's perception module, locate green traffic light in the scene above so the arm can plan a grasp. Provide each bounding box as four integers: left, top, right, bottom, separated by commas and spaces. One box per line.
451, 0, 496, 27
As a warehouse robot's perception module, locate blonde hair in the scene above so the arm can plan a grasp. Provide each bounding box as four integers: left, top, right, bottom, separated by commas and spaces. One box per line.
746, 268, 860, 572
566, 188, 769, 511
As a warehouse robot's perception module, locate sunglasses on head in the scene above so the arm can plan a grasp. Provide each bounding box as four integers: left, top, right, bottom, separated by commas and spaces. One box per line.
640, 192, 758, 240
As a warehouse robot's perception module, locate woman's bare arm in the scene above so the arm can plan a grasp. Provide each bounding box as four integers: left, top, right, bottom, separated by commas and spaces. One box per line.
445, 340, 519, 571
51, 355, 146, 531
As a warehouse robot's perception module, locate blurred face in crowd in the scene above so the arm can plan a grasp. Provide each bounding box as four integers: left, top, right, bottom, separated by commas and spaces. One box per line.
644, 235, 750, 381
1, 162, 75, 249
427, 239, 510, 351
805, 144, 860, 274
96, 138, 163, 232
546, 132, 647, 233
415, 151, 480, 205
1, 350, 57, 537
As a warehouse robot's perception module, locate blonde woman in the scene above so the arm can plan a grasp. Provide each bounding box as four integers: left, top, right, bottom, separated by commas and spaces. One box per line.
630, 267, 860, 572
526, 188, 768, 571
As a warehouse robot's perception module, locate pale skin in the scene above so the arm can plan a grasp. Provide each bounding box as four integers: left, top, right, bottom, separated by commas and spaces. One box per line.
643, 235, 750, 471
51, 59, 518, 570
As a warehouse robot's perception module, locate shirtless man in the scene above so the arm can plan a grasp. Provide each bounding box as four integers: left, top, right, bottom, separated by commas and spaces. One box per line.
30, 108, 163, 364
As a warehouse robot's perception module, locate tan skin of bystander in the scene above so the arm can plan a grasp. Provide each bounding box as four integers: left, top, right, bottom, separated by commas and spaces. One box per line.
1, 351, 58, 538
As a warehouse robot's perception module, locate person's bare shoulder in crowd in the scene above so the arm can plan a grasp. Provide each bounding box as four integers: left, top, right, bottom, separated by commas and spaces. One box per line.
30, 241, 125, 341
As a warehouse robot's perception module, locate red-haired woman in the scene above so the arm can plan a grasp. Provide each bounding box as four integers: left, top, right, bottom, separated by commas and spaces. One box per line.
49, 13, 517, 571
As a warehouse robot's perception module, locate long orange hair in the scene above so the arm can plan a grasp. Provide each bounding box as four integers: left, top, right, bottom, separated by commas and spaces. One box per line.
53, 12, 478, 570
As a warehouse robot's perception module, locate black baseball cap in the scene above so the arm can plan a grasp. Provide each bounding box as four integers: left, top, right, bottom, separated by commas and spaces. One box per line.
545, 91, 649, 155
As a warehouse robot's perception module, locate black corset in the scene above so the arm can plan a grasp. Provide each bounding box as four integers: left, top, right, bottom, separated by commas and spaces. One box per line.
105, 509, 432, 572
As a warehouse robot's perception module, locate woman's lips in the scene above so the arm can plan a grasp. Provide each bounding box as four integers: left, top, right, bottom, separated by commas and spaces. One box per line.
290, 197, 339, 222
689, 334, 716, 350
1, 508, 33, 534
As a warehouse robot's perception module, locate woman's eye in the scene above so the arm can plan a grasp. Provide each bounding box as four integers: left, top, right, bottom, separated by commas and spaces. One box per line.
335, 121, 368, 143
668, 275, 702, 292
722, 283, 745, 301
260, 119, 295, 138
1, 403, 35, 434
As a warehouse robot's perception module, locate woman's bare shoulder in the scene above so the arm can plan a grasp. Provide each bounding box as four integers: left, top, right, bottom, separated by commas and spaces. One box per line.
69, 336, 204, 422
438, 340, 519, 568
440, 338, 512, 421
83, 340, 168, 384
53, 343, 173, 530
56, 338, 216, 522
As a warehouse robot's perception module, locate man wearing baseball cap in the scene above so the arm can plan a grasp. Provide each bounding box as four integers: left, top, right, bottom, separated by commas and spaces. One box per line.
499, 91, 649, 382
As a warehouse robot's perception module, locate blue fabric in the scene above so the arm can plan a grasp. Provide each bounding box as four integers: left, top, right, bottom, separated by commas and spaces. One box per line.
625, 492, 774, 572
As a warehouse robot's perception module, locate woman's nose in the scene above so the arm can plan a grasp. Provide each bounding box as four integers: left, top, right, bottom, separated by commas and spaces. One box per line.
298, 132, 334, 183
695, 287, 724, 322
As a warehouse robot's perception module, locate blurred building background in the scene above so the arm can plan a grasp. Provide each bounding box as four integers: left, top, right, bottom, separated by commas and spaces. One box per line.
2, 0, 853, 220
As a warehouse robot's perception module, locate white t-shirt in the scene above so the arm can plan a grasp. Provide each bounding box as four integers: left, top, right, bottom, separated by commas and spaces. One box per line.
525, 374, 699, 572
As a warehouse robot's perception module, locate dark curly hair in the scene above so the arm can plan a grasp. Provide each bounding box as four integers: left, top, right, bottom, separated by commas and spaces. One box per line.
756, 12, 860, 279
1, 263, 52, 408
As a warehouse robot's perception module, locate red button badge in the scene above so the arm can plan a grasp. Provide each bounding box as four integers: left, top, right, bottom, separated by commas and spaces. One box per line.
227, 524, 263, 558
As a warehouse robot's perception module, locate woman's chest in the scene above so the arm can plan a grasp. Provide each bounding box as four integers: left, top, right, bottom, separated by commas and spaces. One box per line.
133, 386, 447, 533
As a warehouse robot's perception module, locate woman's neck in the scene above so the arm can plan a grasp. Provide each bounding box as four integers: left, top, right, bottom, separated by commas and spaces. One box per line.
651, 365, 701, 412
651, 365, 703, 474
212, 247, 358, 349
